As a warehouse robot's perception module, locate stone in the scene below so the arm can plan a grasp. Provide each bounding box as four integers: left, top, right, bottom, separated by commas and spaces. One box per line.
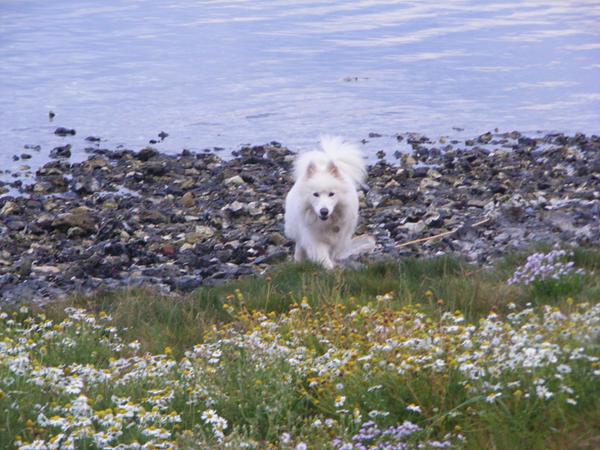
225, 175, 245, 186
269, 232, 286, 246
181, 192, 195, 208
54, 127, 76, 136
50, 144, 72, 158
52, 207, 97, 232
33, 265, 61, 274
0, 201, 19, 216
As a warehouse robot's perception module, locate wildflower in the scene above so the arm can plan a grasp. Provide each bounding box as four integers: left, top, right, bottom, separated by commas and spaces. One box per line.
368, 410, 389, 418
280, 432, 291, 444
507, 248, 586, 285
295, 443, 307, 450
334, 395, 346, 408
17, 440, 48, 450
128, 341, 141, 351
202, 409, 228, 441
142, 426, 171, 439
536, 385, 554, 400
485, 392, 502, 403
513, 390, 523, 399
406, 403, 422, 413
556, 364, 572, 374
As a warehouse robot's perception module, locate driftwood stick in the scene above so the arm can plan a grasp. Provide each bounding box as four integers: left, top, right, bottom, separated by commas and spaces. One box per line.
395, 218, 491, 249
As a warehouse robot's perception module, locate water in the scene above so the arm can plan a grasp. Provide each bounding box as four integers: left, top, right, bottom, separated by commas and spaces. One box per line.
1, 0, 599, 177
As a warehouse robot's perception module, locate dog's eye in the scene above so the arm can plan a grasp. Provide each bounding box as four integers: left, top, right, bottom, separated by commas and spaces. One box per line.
313, 192, 319, 197
328, 192, 335, 197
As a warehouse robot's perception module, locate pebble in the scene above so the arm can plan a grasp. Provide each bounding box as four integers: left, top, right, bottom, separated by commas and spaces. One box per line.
54, 127, 76, 136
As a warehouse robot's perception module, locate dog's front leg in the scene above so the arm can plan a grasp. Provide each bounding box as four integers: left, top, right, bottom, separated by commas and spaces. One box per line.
308, 244, 335, 270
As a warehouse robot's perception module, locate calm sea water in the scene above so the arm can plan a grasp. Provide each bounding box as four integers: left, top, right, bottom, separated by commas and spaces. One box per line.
1, 0, 599, 175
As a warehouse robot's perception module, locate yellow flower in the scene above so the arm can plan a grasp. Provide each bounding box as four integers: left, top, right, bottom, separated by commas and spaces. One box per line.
164, 346, 173, 356
513, 390, 523, 399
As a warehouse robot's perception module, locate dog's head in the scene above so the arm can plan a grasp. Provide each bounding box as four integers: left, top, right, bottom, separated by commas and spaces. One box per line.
302, 161, 347, 221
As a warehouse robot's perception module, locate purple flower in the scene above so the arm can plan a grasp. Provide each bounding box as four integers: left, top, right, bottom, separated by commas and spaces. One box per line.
333, 419, 453, 450
507, 248, 586, 286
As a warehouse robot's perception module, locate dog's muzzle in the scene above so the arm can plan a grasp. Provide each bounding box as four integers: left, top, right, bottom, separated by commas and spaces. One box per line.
319, 208, 329, 221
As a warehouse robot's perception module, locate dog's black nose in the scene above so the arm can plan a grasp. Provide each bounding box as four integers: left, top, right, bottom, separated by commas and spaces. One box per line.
319, 208, 329, 217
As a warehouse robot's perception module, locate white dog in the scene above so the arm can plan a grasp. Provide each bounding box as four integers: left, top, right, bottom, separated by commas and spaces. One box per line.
284, 136, 375, 269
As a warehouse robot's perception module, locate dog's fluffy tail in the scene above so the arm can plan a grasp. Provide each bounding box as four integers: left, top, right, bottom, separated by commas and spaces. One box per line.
293, 136, 366, 187
320, 136, 367, 187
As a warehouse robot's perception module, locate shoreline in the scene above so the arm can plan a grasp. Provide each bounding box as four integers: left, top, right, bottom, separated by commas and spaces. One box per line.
1, 131, 599, 304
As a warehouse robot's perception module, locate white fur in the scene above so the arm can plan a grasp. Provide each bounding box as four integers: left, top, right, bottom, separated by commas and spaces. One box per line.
284, 137, 374, 269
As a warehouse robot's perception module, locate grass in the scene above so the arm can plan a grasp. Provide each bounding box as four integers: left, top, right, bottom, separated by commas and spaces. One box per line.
2, 246, 599, 449
50, 247, 600, 357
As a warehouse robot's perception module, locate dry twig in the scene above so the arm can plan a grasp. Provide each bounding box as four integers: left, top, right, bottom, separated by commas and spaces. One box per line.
395, 218, 491, 249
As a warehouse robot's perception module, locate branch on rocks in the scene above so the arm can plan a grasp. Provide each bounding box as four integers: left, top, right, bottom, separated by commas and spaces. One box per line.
396, 218, 491, 249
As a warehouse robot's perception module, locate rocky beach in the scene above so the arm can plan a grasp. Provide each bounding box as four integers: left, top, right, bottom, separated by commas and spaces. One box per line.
0, 131, 598, 304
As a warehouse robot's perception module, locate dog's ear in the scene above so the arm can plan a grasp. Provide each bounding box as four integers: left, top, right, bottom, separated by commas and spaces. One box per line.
305, 162, 316, 179
327, 161, 341, 178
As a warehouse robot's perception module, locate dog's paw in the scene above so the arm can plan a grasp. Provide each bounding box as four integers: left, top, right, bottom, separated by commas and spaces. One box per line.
321, 258, 336, 270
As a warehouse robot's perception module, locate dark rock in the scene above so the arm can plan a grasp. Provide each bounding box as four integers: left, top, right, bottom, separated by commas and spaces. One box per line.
137, 147, 159, 161
54, 127, 76, 136
139, 209, 168, 224
6, 218, 26, 231
172, 275, 202, 292
424, 214, 444, 228
518, 136, 537, 147
52, 208, 97, 233
72, 177, 102, 195
66, 226, 87, 238
50, 144, 72, 158
161, 245, 177, 257
412, 167, 429, 178
141, 160, 167, 176
254, 250, 288, 265
0, 273, 15, 288
477, 132, 493, 144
